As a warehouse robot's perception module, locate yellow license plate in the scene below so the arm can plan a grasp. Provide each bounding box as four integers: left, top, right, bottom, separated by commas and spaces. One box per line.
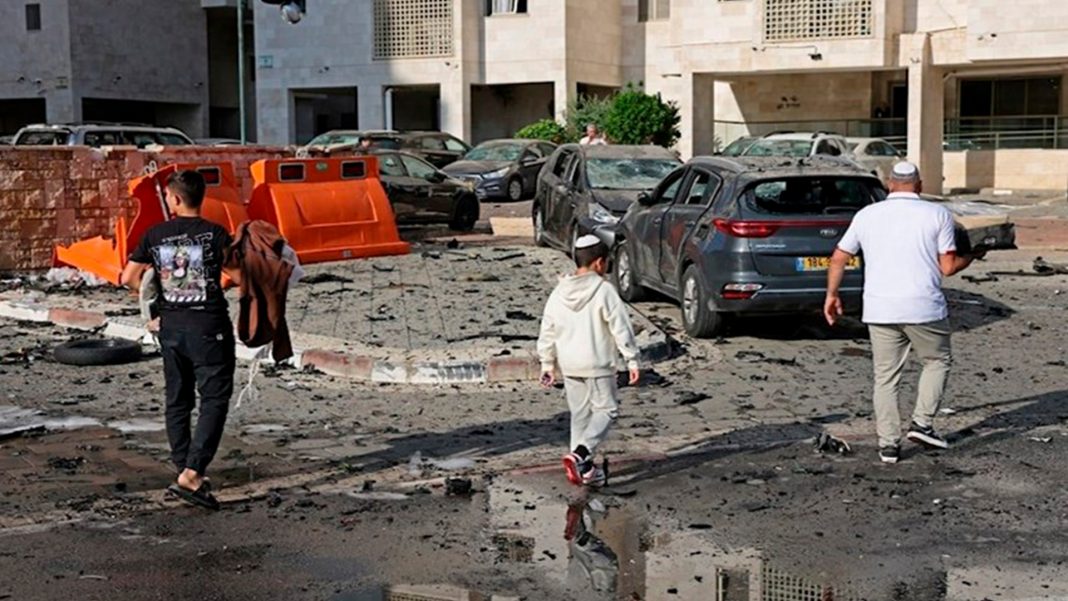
796, 256, 861, 271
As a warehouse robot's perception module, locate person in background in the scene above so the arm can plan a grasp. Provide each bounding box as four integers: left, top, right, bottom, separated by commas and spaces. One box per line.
824, 161, 980, 464
537, 235, 640, 486
580, 124, 607, 146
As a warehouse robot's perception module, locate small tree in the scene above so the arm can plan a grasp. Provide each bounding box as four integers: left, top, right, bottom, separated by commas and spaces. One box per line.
515, 119, 568, 144
602, 84, 681, 147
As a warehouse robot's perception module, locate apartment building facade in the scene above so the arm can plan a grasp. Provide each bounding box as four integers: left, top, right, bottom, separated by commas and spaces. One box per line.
0, 0, 256, 140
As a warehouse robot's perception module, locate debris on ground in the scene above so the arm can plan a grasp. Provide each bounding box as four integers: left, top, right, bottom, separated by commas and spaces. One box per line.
675, 391, 710, 406
301, 272, 353, 284
735, 350, 798, 366
445, 478, 474, 496
409, 451, 477, 476
813, 433, 852, 455
504, 310, 536, 321
44, 267, 108, 290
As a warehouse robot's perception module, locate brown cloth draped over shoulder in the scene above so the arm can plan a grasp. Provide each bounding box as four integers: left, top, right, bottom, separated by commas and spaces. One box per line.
225, 220, 294, 362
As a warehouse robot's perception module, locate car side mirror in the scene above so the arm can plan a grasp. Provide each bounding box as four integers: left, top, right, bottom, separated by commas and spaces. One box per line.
427, 171, 446, 183
637, 192, 655, 207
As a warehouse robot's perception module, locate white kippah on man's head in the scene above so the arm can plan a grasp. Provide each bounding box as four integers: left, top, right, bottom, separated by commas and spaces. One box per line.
574, 234, 602, 250
890, 161, 920, 181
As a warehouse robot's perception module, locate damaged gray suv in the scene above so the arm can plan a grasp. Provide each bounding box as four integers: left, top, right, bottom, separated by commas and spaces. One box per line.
608, 156, 884, 338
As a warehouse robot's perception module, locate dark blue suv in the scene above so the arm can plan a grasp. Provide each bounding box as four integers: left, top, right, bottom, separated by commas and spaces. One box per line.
608, 156, 885, 337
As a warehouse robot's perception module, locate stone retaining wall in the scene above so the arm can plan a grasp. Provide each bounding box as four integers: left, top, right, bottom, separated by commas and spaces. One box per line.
0, 145, 291, 271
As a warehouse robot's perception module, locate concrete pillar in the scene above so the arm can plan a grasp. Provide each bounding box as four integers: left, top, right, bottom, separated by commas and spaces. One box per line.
45, 89, 79, 123
906, 34, 944, 195
358, 84, 384, 130
678, 72, 715, 160
554, 78, 576, 122
440, 77, 471, 140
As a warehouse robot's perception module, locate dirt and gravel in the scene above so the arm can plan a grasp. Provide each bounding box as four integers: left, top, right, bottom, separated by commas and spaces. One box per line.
1, 239, 1067, 599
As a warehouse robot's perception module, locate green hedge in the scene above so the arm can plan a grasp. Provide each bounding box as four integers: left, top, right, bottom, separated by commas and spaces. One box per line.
514, 83, 681, 148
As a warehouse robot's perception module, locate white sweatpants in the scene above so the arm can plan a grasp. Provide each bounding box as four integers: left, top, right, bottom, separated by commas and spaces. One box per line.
563, 376, 619, 454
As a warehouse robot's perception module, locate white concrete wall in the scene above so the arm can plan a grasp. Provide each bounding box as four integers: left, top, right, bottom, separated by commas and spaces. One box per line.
944, 149, 1068, 191
0, 0, 74, 123
69, 0, 210, 136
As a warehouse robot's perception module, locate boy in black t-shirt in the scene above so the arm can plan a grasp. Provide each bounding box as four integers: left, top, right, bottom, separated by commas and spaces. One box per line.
122, 170, 240, 510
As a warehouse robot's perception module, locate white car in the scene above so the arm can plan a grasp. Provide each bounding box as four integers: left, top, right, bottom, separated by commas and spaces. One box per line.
741, 132, 852, 160
846, 137, 905, 182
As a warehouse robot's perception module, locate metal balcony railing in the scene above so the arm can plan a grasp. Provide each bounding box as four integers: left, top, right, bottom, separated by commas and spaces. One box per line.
714, 115, 1068, 153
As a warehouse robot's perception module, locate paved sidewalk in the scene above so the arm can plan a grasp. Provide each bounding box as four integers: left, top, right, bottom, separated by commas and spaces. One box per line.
0, 244, 672, 384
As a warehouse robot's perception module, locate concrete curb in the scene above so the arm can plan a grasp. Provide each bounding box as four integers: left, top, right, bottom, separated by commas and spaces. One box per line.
0, 297, 676, 385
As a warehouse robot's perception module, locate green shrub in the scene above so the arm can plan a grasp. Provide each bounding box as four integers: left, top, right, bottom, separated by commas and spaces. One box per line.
565, 94, 613, 141
515, 119, 568, 144
602, 84, 681, 147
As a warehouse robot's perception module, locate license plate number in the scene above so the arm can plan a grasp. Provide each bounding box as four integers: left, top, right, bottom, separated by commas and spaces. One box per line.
795, 256, 861, 271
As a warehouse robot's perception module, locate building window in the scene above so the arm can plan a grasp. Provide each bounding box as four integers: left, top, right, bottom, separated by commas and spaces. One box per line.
960, 77, 1061, 117
486, 0, 527, 15
25, 4, 41, 31
764, 0, 873, 42
373, 0, 453, 60
638, 0, 670, 22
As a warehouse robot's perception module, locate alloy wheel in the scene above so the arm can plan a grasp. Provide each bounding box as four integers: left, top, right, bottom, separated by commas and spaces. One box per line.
508, 179, 523, 201
616, 249, 631, 294
683, 275, 699, 325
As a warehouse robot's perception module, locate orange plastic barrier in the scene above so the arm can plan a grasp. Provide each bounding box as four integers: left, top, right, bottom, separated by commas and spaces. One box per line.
247, 157, 409, 264
54, 163, 248, 285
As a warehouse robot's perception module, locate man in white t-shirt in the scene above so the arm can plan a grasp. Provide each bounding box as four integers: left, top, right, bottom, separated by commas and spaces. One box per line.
824, 162, 979, 464
580, 123, 607, 146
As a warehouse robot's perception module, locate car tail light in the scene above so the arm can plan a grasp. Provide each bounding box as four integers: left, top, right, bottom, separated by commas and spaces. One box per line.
713, 219, 853, 238
713, 219, 780, 238
722, 283, 764, 300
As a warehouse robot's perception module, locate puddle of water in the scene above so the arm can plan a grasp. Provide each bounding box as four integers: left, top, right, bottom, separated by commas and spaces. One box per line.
328, 584, 508, 601
106, 418, 164, 433
0, 405, 102, 437
488, 477, 1002, 601
241, 423, 289, 435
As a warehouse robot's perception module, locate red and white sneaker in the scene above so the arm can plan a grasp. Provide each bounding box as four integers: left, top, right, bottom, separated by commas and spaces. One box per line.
562, 452, 584, 485
581, 465, 607, 488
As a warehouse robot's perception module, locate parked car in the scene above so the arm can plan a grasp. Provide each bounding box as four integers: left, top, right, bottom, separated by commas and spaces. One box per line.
442, 139, 556, 201
0, 135, 13, 145
606, 156, 884, 338
720, 136, 759, 156
846, 137, 904, 181
741, 132, 851, 159
372, 149, 481, 231
299, 130, 402, 155
195, 137, 246, 146
13, 123, 194, 148
299, 129, 470, 168
398, 131, 471, 169
533, 144, 682, 254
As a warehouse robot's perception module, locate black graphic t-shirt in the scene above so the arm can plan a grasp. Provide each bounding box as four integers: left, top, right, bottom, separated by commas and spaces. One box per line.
129, 217, 232, 333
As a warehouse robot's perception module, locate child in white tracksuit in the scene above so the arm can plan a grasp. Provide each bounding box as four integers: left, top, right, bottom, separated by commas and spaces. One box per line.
537, 235, 640, 487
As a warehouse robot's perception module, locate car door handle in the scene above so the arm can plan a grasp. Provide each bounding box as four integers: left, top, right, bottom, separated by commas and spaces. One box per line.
652, 217, 662, 226
685, 221, 696, 227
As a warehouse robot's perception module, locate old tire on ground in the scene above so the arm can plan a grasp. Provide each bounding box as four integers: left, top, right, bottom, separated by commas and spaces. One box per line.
54, 338, 142, 366
680, 265, 724, 338
612, 242, 646, 302
450, 195, 480, 231
507, 176, 524, 202
533, 205, 549, 247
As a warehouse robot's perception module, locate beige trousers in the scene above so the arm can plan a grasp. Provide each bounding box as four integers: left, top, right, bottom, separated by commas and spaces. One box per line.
563, 376, 619, 454
868, 319, 952, 448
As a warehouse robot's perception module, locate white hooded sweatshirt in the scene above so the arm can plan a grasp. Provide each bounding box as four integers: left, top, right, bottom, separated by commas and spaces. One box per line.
537, 272, 640, 378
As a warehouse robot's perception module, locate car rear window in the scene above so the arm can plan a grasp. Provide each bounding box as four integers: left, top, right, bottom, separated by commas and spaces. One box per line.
16, 131, 69, 145
157, 133, 192, 145
744, 177, 883, 215
743, 140, 813, 157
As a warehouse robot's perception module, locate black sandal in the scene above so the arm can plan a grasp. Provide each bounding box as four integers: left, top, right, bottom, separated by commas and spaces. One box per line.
167, 481, 220, 510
